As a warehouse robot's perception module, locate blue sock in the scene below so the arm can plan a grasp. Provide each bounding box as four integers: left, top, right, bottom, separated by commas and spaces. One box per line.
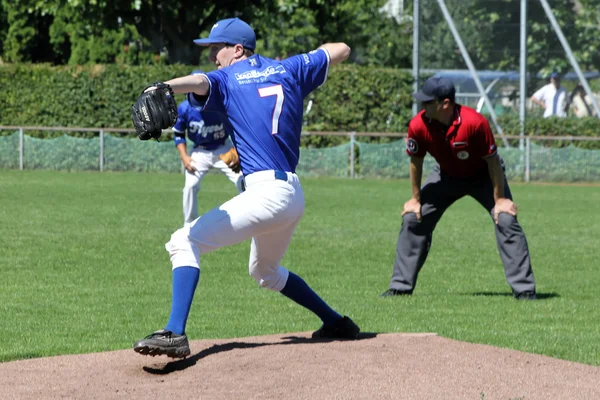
165, 266, 200, 335
280, 272, 342, 326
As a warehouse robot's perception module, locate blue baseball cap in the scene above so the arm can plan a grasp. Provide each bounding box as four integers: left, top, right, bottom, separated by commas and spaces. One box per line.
550, 72, 561, 79
193, 18, 256, 51
413, 76, 456, 102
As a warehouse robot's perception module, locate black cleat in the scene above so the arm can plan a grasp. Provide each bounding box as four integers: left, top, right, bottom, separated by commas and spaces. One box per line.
312, 316, 360, 339
513, 291, 537, 300
133, 329, 191, 358
380, 289, 413, 297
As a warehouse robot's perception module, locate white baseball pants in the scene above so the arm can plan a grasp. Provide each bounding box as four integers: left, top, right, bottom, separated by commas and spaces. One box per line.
166, 171, 305, 292
183, 142, 243, 225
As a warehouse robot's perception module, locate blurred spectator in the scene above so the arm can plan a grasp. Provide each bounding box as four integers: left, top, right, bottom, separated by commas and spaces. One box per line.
570, 83, 596, 118
530, 72, 567, 118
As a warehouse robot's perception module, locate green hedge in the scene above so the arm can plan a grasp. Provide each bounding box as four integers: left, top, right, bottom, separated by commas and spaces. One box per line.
496, 115, 600, 149
0, 63, 414, 145
301, 64, 414, 147
0, 63, 203, 131
2, 63, 600, 149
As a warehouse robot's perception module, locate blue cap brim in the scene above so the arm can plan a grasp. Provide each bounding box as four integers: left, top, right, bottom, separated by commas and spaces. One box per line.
193, 38, 218, 46
413, 92, 435, 102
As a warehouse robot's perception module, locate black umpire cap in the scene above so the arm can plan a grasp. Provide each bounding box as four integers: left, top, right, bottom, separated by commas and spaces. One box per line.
413, 77, 456, 102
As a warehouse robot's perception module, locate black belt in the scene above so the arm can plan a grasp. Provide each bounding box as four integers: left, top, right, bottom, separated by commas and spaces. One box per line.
194, 144, 222, 151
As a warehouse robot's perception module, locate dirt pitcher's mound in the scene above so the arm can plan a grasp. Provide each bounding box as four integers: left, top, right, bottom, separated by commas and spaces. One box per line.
1, 332, 599, 400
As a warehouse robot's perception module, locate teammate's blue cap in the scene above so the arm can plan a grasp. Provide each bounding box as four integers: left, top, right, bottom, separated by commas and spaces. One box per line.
193, 18, 256, 51
413, 76, 456, 102
550, 72, 561, 79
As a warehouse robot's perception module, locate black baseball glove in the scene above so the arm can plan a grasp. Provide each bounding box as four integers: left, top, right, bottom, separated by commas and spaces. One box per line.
131, 82, 178, 141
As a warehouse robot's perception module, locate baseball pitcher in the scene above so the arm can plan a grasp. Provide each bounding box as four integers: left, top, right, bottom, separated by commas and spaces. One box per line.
131, 17, 360, 359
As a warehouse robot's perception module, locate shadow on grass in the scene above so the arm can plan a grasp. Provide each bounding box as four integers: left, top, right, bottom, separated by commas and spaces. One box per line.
469, 291, 559, 300
142, 332, 378, 375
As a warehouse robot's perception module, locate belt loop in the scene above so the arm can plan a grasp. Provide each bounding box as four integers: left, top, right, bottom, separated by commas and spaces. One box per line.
274, 170, 287, 181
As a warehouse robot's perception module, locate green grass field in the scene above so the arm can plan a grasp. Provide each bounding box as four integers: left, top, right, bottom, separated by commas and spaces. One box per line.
1, 170, 599, 365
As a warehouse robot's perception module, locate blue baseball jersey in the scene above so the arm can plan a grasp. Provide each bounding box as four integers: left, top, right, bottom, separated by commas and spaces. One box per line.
188, 49, 331, 174
172, 100, 230, 149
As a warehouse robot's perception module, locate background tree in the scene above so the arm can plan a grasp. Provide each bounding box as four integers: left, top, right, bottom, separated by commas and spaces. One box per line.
0, 0, 413, 66
0, 2, 7, 62
413, 0, 599, 76
249, 0, 412, 67
571, 0, 600, 72
0, 0, 598, 73
1, 0, 55, 63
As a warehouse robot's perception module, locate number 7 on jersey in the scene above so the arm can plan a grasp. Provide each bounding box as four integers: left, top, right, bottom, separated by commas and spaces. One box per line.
258, 85, 284, 134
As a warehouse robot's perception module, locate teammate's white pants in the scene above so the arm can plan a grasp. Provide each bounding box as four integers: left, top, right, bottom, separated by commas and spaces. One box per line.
183, 142, 243, 225
166, 171, 305, 292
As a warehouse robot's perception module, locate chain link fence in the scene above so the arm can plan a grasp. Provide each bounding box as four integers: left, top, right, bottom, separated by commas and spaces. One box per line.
1, 126, 600, 182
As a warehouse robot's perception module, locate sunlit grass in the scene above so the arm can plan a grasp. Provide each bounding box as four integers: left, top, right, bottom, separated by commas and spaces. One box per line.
1, 170, 599, 365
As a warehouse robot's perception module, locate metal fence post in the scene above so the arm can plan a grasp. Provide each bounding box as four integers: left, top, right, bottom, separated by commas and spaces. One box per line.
99, 130, 104, 172
349, 132, 356, 178
19, 127, 24, 170
525, 137, 531, 183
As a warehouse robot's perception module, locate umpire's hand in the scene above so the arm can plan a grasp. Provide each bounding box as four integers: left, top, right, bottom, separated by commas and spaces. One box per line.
493, 198, 518, 224
402, 198, 422, 222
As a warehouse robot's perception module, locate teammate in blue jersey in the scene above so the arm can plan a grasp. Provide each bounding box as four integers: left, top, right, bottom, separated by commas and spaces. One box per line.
173, 71, 243, 227
134, 17, 360, 358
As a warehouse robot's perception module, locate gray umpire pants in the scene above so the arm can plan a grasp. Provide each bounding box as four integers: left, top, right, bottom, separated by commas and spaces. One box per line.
388, 162, 536, 294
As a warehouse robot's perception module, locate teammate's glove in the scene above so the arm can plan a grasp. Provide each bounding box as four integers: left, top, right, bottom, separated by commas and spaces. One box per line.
219, 148, 241, 173
131, 82, 178, 141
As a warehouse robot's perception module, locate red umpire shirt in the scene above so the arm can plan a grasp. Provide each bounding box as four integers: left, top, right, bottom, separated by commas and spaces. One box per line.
406, 104, 497, 178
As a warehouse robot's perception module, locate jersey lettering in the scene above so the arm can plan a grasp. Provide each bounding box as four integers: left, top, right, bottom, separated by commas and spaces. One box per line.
188, 120, 205, 134
173, 100, 230, 147
191, 50, 330, 174
258, 85, 284, 135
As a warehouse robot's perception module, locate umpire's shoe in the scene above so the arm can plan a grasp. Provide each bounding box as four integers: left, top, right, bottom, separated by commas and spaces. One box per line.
312, 316, 360, 340
380, 288, 413, 297
513, 290, 537, 300
133, 329, 191, 358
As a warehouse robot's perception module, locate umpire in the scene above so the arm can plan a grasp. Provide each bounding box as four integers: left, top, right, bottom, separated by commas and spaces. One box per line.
382, 77, 537, 300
